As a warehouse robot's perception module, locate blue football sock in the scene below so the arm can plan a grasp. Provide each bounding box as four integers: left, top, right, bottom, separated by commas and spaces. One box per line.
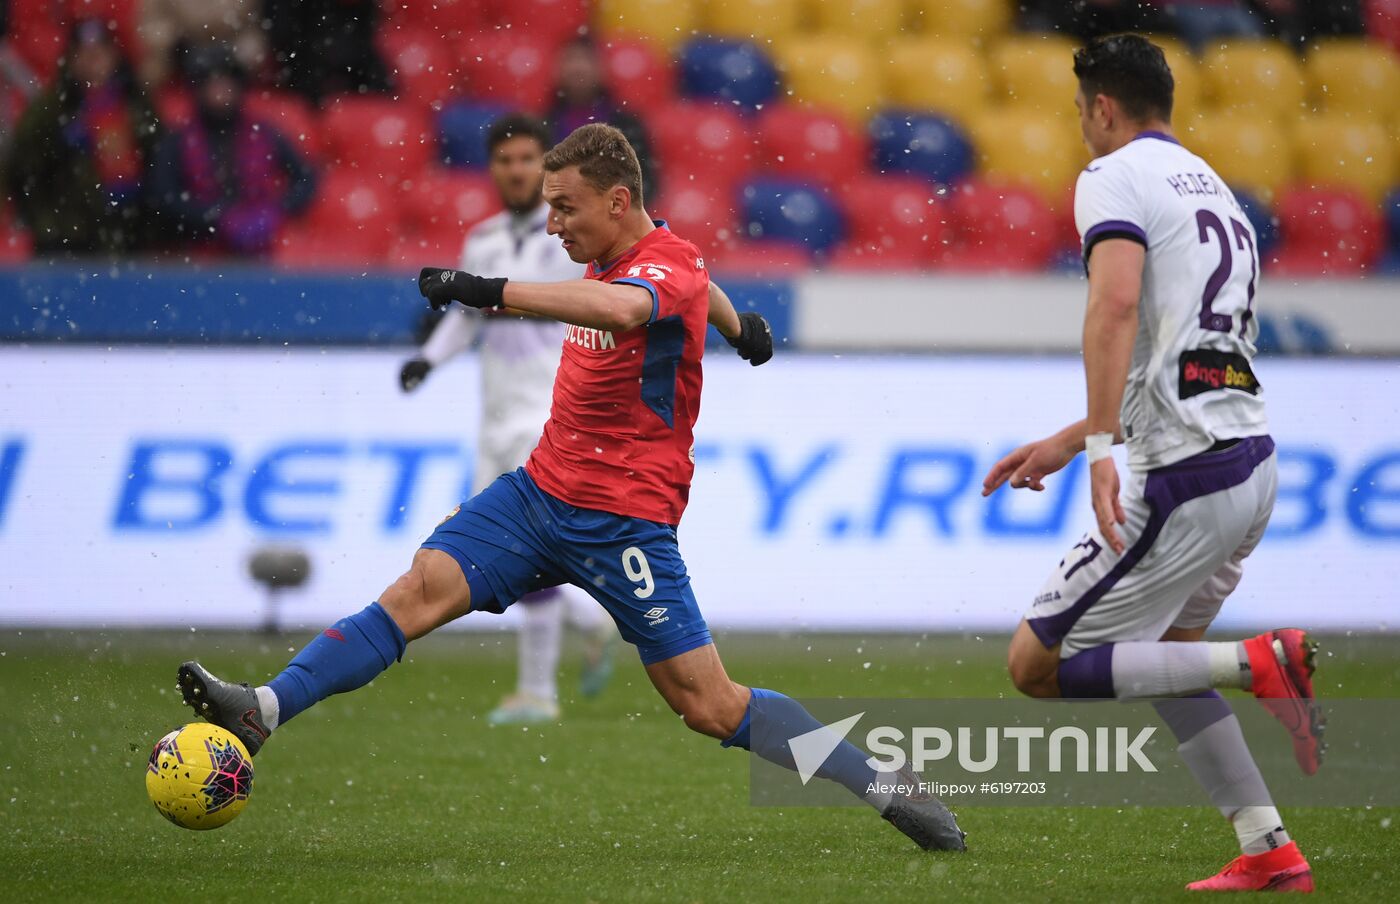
267, 602, 407, 726
721, 687, 882, 804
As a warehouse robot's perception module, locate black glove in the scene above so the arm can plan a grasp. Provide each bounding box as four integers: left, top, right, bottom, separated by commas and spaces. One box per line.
727, 311, 773, 366
417, 267, 507, 311
400, 357, 432, 392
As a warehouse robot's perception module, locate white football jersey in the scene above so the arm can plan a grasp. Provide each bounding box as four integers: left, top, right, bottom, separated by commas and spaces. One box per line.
420, 202, 585, 366
1075, 131, 1269, 471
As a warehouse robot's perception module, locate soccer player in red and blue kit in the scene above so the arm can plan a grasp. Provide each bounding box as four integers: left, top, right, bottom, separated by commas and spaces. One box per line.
175, 124, 965, 852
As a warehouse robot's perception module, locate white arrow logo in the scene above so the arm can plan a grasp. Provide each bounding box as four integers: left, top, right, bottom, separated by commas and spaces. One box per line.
788, 712, 864, 785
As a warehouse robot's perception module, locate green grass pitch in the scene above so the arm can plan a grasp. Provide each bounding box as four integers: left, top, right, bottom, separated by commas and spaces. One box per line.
2, 630, 1397, 902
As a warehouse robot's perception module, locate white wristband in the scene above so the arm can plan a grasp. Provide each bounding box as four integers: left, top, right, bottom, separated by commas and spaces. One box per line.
1085, 433, 1115, 464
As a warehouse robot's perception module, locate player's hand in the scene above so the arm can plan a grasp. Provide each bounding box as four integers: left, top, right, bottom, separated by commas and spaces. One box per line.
727, 312, 773, 366
417, 267, 508, 311
982, 433, 1078, 496
1090, 457, 1127, 555
400, 357, 431, 392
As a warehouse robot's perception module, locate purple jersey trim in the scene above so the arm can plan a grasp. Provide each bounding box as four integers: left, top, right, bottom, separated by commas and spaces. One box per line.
1028, 435, 1276, 649
1134, 130, 1181, 146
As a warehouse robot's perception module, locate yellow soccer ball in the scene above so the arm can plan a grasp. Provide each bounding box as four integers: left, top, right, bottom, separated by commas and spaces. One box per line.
145, 722, 254, 830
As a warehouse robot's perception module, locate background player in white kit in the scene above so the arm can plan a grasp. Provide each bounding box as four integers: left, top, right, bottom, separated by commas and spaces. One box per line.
399, 114, 614, 725
981, 35, 1324, 893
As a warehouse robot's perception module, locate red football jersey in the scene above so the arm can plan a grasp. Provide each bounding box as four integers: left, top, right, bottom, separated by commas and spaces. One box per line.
525, 223, 710, 525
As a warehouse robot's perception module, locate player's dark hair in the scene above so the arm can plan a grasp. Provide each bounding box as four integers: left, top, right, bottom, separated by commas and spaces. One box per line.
486, 113, 552, 155
543, 123, 645, 205
1073, 34, 1174, 123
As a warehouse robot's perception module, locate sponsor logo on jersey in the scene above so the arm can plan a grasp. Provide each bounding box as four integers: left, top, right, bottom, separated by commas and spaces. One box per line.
1179, 349, 1260, 399
564, 324, 617, 351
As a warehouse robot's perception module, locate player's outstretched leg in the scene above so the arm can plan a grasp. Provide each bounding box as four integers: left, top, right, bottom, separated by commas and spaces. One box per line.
646, 644, 966, 852
177, 548, 469, 753
1011, 622, 1325, 773
489, 591, 564, 726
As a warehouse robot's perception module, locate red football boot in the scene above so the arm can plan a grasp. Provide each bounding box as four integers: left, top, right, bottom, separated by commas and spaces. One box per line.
1187, 841, 1314, 892
1243, 629, 1326, 775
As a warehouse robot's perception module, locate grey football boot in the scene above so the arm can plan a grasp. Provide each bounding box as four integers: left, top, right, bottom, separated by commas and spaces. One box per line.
880, 766, 968, 851
177, 661, 271, 756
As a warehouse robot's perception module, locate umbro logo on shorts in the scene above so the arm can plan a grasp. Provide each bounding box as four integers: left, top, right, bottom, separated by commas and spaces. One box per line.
643, 606, 669, 625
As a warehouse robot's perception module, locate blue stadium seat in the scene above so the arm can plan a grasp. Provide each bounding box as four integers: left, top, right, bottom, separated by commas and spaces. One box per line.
869, 112, 973, 185
679, 37, 779, 111
1386, 189, 1400, 256
437, 100, 512, 169
1233, 189, 1279, 257
740, 179, 844, 254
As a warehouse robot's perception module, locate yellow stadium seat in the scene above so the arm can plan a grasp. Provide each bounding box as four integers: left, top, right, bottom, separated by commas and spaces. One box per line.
907, 0, 1010, 41
806, 0, 903, 43
968, 109, 1086, 200
1201, 41, 1306, 119
1158, 43, 1203, 125
989, 36, 1081, 116
882, 37, 989, 122
594, 0, 699, 49
1293, 115, 1396, 201
703, 0, 803, 44
1184, 114, 1292, 201
775, 36, 884, 123
1306, 39, 1400, 119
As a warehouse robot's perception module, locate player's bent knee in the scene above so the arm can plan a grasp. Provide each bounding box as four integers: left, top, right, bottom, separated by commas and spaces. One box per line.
1007, 649, 1060, 699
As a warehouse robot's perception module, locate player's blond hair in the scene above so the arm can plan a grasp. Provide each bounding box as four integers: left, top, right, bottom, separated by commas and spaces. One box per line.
544, 123, 645, 206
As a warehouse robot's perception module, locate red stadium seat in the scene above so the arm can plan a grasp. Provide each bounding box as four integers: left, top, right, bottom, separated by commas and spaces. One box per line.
273, 228, 390, 269
1270, 187, 1386, 276
302, 169, 402, 244
648, 101, 755, 190
402, 168, 501, 237
1367, 0, 1400, 55
707, 240, 812, 277
458, 31, 558, 111
756, 106, 866, 188
244, 90, 322, 164
0, 205, 33, 264
838, 174, 951, 266
653, 181, 741, 254
495, 0, 590, 45
601, 37, 676, 110
320, 96, 434, 183
827, 241, 933, 270
379, 26, 457, 110
386, 228, 474, 270
385, 0, 494, 39
945, 179, 1057, 272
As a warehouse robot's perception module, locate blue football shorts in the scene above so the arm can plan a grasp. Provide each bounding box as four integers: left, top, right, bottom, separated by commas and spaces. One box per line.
421, 468, 712, 665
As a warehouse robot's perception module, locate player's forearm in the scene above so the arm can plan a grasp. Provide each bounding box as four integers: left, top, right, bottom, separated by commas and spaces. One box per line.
419, 308, 478, 366
707, 281, 741, 340
1082, 292, 1137, 438
502, 280, 652, 332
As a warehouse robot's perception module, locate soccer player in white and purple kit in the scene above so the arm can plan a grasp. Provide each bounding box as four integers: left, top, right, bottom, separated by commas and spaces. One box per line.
982, 35, 1322, 892
175, 124, 966, 853
398, 114, 614, 725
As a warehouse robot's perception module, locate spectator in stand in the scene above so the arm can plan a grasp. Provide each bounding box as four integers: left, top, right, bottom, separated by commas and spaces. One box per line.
263, 0, 388, 105
1250, 0, 1365, 47
1019, 0, 1168, 39
548, 37, 657, 198
137, 0, 266, 87
1151, 1, 1267, 50
147, 48, 316, 256
5, 19, 159, 255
